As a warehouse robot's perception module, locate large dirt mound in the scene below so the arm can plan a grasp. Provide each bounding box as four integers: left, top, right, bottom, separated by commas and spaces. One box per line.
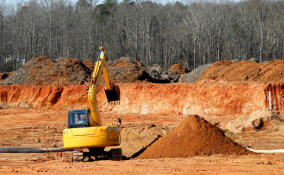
0, 56, 91, 85
138, 115, 250, 159
0, 56, 164, 85
107, 57, 152, 83
168, 64, 187, 74
198, 59, 284, 83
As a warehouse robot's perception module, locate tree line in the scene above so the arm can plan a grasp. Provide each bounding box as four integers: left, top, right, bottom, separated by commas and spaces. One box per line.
0, 0, 283, 72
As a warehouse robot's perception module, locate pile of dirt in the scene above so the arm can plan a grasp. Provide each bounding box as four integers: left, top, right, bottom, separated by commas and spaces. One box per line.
0, 56, 162, 85
163, 64, 187, 82
148, 64, 163, 79
198, 59, 284, 83
148, 64, 188, 83
147, 64, 170, 83
0, 55, 190, 85
179, 64, 210, 83
224, 110, 284, 133
138, 115, 250, 159
168, 64, 187, 74
0, 56, 91, 85
82, 59, 94, 71
107, 57, 173, 83
107, 57, 152, 83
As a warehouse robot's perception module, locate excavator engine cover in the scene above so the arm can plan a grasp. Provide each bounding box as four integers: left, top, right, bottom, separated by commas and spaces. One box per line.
105, 85, 120, 102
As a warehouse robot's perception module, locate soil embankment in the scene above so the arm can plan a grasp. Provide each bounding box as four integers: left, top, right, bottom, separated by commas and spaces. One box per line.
0, 82, 268, 116
198, 59, 284, 83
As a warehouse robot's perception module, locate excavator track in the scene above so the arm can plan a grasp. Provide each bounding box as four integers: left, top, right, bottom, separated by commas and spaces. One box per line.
110, 148, 122, 161
72, 148, 122, 162
72, 151, 84, 162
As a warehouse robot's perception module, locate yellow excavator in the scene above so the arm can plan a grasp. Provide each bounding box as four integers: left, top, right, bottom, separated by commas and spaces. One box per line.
63, 46, 121, 161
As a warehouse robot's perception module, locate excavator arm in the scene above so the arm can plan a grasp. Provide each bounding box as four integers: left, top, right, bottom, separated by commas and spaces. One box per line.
87, 46, 120, 127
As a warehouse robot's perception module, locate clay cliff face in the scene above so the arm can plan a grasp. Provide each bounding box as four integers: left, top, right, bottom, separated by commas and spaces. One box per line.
0, 82, 268, 116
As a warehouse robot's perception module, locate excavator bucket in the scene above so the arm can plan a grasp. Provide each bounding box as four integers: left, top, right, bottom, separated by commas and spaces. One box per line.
105, 85, 120, 102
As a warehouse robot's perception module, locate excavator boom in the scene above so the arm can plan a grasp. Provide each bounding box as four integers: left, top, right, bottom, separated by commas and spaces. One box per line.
88, 46, 120, 127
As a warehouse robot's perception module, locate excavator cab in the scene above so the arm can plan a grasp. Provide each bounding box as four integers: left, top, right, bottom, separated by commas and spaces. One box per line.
68, 109, 90, 128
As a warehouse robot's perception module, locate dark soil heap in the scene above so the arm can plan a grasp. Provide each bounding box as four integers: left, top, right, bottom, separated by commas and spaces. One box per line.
107, 57, 150, 83
1, 56, 91, 85
138, 115, 250, 159
0, 56, 186, 85
107, 57, 170, 83
198, 59, 284, 83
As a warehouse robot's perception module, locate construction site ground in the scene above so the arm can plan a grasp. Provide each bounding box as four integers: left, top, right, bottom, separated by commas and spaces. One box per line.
0, 108, 283, 174
1, 58, 284, 174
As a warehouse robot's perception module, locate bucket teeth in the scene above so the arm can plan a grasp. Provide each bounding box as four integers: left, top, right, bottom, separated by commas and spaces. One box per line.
105, 85, 120, 102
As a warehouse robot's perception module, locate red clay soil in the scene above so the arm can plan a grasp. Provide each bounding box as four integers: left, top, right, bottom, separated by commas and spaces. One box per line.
0, 85, 88, 109
198, 59, 284, 83
138, 115, 250, 159
169, 64, 187, 74
0, 82, 268, 115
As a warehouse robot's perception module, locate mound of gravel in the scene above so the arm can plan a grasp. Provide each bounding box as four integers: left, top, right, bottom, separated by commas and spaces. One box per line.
179, 64, 210, 83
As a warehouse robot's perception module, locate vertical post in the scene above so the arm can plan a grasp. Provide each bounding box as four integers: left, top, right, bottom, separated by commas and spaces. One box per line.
269, 91, 272, 110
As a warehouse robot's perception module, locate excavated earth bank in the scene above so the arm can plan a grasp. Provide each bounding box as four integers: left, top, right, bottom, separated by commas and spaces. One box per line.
198, 59, 284, 83
0, 56, 168, 85
0, 82, 270, 116
138, 115, 250, 159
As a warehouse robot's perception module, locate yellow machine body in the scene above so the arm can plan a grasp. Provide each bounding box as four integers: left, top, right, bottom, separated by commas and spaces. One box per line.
63, 126, 120, 149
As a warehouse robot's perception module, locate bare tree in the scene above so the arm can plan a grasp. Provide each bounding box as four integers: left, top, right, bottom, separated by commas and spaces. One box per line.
0, 0, 284, 73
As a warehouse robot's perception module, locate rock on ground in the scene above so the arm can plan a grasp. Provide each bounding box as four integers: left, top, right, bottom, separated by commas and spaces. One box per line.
224, 110, 284, 133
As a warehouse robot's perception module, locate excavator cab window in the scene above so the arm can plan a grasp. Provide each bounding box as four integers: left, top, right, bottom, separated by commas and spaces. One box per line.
68, 109, 90, 128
